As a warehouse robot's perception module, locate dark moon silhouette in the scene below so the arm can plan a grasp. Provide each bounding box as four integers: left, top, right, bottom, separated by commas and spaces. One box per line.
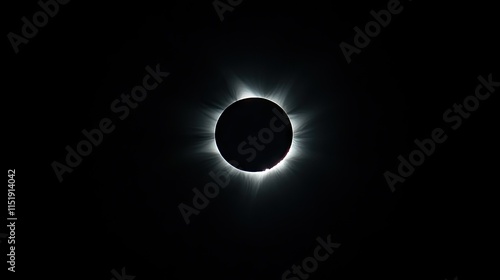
215, 97, 293, 172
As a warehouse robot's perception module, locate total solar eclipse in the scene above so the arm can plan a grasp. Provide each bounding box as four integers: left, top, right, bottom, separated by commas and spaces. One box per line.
215, 97, 293, 172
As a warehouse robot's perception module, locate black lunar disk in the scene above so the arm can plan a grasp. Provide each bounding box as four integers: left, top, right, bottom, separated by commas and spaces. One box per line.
215, 97, 293, 172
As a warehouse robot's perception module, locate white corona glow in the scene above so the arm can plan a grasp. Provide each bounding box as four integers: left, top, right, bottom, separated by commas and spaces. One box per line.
191, 76, 312, 191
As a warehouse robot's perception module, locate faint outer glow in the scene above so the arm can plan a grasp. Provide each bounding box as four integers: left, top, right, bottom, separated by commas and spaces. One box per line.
191, 76, 311, 191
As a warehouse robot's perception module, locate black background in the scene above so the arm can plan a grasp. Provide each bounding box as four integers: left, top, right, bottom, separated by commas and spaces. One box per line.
4, 0, 499, 279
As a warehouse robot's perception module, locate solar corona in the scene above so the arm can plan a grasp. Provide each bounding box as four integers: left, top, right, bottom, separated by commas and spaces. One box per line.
193, 79, 310, 189
215, 97, 293, 172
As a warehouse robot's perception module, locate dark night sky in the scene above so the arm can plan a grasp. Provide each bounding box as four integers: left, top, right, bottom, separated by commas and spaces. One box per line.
4, 1, 499, 280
